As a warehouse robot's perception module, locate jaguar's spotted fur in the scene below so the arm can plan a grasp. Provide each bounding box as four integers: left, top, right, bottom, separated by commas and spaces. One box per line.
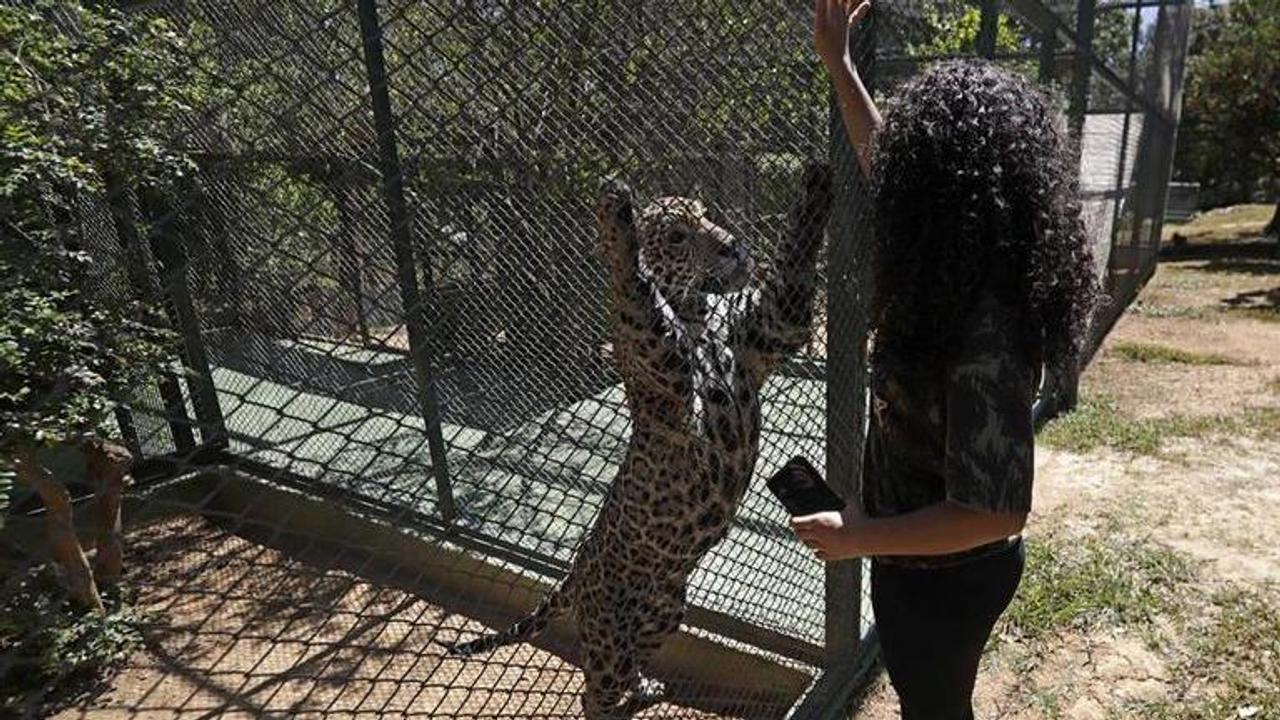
447, 164, 833, 718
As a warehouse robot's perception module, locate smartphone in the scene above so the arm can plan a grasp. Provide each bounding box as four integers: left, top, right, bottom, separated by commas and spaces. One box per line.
766, 456, 846, 516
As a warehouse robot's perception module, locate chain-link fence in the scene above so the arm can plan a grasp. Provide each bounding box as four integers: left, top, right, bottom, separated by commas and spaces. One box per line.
2, 0, 1190, 717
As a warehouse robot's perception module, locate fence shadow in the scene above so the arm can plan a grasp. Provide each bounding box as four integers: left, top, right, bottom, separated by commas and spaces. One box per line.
70, 506, 801, 720
205, 327, 618, 436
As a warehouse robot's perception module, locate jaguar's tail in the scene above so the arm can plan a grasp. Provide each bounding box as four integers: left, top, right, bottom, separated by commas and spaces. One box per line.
444, 589, 569, 657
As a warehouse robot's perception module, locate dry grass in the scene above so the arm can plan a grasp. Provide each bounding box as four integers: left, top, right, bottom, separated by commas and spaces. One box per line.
1163, 203, 1275, 244
1109, 341, 1251, 366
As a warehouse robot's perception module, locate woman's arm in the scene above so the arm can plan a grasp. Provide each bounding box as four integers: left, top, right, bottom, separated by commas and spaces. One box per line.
814, 0, 882, 178
791, 502, 1027, 561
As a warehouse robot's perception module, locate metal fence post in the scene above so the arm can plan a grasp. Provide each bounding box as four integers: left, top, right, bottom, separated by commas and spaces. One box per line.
792, 7, 877, 718
1038, 31, 1059, 83
1068, 0, 1098, 148
1052, 0, 1099, 413
1132, 0, 1193, 256
147, 190, 229, 450
823, 133, 867, 672
104, 171, 198, 455
112, 406, 142, 458
1148, 0, 1194, 239
1105, 0, 1145, 282
355, 0, 456, 522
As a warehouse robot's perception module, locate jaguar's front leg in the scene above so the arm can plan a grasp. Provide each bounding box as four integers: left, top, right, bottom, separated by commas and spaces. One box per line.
738, 163, 834, 387
596, 179, 689, 398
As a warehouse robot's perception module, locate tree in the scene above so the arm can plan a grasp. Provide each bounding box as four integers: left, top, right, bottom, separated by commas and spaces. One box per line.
909, 5, 1029, 57
1, 3, 195, 609
1174, 0, 1280, 215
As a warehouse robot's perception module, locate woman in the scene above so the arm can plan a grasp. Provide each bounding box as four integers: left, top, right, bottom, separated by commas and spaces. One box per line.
793, 1, 1099, 718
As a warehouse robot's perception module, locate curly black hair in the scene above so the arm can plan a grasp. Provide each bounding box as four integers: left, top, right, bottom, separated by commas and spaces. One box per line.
870, 60, 1100, 375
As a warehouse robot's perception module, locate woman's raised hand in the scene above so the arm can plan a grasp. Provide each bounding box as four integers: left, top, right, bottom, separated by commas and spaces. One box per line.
814, 0, 872, 75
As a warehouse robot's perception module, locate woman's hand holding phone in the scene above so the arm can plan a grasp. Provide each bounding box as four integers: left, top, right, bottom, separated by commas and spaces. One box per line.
791, 505, 869, 562
767, 456, 869, 561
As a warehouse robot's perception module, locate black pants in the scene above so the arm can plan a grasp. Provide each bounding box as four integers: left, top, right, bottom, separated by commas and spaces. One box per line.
871, 539, 1025, 720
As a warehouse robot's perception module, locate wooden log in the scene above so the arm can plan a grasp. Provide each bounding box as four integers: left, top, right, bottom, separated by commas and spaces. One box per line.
85, 440, 133, 584
12, 448, 104, 612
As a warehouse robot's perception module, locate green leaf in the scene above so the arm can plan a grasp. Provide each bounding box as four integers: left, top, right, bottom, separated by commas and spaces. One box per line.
1, 2, 187, 451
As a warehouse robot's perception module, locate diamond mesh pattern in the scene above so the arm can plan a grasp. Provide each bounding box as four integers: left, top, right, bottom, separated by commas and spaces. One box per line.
2, 0, 1190, 716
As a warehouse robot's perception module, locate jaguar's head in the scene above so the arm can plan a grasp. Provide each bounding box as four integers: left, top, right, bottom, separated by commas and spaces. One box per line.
635, 196, 754, 297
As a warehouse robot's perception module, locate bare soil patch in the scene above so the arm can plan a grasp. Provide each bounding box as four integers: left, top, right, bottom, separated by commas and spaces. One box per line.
1134, 245, 1280, 314
1033, 438, 1280, 583
1087, 240, 1280, 421
50, 515, 729, 719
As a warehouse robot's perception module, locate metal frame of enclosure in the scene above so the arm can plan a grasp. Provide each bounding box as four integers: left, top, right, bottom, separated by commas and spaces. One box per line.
3, 0, 1190, 717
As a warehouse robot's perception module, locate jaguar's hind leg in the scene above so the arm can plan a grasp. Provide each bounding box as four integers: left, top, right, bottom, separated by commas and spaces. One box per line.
579, 614, 639, 720
618, 674, 668, 716
619, 585, 685, 714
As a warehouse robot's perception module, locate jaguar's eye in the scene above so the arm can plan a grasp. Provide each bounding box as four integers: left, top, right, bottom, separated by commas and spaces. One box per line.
669, 230, 689, 246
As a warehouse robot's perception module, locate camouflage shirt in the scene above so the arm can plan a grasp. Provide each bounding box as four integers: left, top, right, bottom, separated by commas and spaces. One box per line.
862, 293, 1039, 568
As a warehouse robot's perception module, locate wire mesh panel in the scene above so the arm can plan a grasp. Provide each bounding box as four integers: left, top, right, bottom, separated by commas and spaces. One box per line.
1, 0, 1190, 717
4, 0, 856, 716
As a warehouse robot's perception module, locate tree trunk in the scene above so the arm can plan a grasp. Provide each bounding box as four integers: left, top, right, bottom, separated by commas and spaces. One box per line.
1265, 198, 1280, 238
330, 180, 370, 344
85, 440, 132, 585
12, 448, 104, 612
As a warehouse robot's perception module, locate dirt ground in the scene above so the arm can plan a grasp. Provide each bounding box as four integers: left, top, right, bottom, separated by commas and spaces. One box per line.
48, 515, 732, 719
851, 208, 1280, 719
35, 210, 1280, 720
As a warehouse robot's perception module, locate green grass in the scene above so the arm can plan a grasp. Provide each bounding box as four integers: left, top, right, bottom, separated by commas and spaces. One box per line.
1125, 301, 1209, 320
1195, 588, 1280, 705
1130, 586, 1280, 719
1160, 408, 1280, 441
1111, 341, 1248, 366
995, 529, 1280, 718
1039, 399, 1163, 454
1039, 398, 1280, 455
1002, 529, 1193, 643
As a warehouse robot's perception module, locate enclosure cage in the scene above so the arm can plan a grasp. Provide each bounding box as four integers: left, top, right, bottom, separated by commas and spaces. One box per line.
2, 0, 1191, 717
